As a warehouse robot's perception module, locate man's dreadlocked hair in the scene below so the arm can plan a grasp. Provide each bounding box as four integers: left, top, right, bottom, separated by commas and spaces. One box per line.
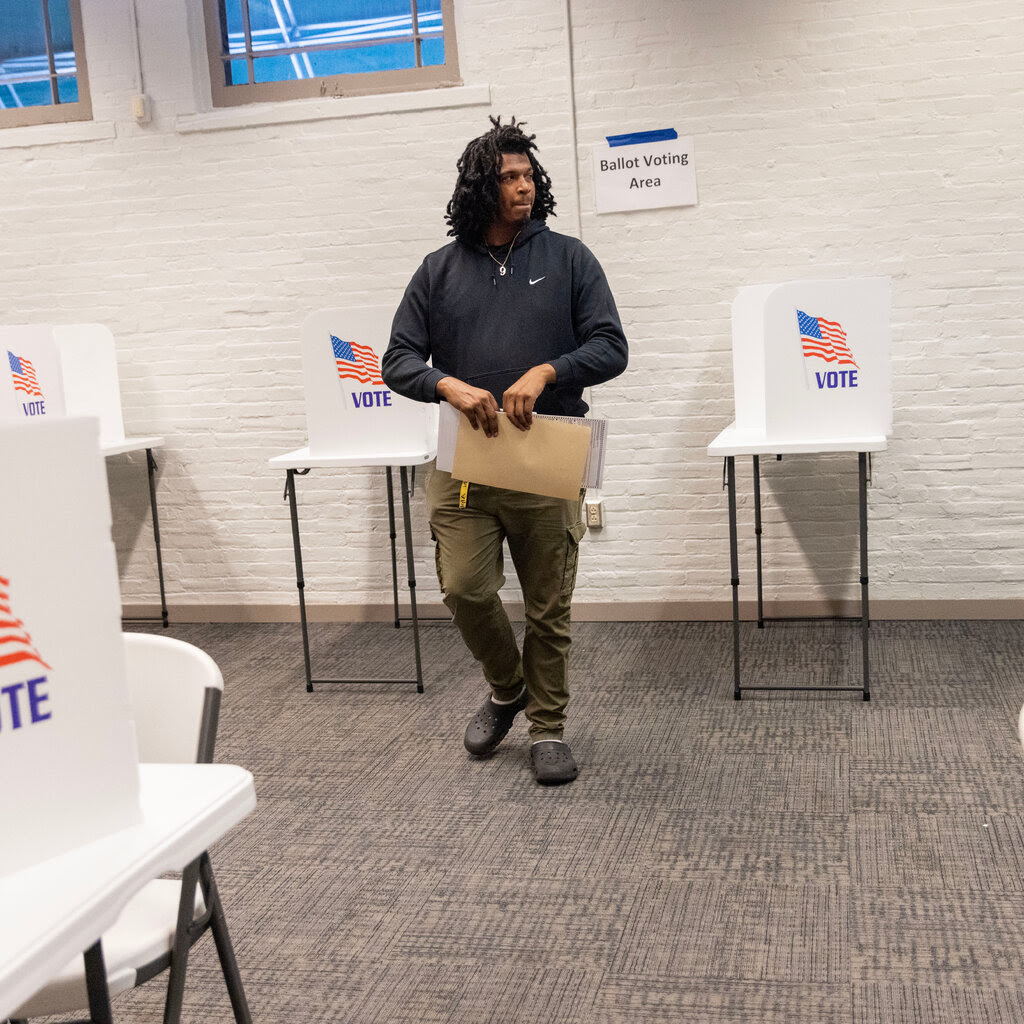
445, 116, 556, 244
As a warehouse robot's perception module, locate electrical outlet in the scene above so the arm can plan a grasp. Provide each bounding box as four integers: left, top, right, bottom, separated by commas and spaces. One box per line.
585, 500, 603, 528
132, 94, 152, 123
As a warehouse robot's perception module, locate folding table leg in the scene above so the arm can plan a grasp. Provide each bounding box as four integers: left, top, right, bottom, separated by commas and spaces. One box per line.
386, 468, 401, 628
726, 456, 742, 700
283, 466, 424, 692
859, 452, 872, 701
145, 448, 169, 628
724, 450, 875, 700
753, 454, 764, 628
400, 466, 425, 694
284, 468, 315, 692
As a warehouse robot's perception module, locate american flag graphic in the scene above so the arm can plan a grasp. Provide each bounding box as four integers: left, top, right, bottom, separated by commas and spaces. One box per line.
8, 350, 44, 398
331, 334, 384, 386
0, 574, 51, 672
797, 310, 859, 368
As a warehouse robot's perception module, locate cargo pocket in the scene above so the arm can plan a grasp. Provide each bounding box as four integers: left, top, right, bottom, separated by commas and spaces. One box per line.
561, 521, 587, 597
431, 530, 447, 598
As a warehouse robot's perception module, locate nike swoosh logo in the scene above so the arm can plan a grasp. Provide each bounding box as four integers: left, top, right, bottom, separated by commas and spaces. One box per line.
529, 277, 545, 286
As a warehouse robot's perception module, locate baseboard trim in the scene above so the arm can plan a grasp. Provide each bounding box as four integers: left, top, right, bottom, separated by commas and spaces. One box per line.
121, 599, 1024, 624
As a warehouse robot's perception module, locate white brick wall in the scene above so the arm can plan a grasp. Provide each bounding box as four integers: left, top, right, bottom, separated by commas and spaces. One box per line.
0, 0, 1020, 618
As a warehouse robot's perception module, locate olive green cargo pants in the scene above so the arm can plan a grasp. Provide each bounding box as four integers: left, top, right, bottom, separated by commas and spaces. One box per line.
426, 469, 587, 742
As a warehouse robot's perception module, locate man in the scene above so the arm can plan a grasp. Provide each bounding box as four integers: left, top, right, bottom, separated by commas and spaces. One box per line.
383, 116, 627, 785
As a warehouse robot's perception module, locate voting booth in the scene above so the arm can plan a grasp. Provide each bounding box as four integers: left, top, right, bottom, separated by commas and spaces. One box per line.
0, 325, 66, 423
301, 306, 437, 462
2, 322, 163, 449
4, 322, 171, 624
709, 278, 892, 700
269, 306, 438, 694
0, 417, 142, 875
53, 324, 127, 443
725, 277, 891, 447
52, 324, 136, 449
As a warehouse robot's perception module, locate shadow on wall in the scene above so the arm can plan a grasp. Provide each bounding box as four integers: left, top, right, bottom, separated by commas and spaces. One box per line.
756, 452, 863, 609
105, 445, 442, 616
106, 449, 161, 586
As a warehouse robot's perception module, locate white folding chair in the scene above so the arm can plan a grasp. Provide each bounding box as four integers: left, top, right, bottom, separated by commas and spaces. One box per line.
8, 633, 251, 1024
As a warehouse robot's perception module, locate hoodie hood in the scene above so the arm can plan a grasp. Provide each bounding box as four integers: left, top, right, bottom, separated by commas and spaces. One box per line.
467, 218, 549, 255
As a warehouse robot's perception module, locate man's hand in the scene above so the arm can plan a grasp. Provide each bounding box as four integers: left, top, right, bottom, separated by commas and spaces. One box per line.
503, 364, 556, 431
436, 377, 500, 437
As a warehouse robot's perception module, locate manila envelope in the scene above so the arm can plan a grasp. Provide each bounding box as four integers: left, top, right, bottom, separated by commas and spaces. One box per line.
451, 411, 591, 500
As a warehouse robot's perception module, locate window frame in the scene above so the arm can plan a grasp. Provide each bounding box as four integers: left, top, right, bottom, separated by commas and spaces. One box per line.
0, 0, 92, 130
200, 0, 460, 109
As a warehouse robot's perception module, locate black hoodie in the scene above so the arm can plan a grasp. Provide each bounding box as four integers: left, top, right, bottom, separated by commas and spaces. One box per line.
383, 221, 628, 418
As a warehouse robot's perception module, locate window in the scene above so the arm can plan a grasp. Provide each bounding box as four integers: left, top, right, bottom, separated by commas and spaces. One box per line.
0, 0, 92, 129
201, 0, 460, 108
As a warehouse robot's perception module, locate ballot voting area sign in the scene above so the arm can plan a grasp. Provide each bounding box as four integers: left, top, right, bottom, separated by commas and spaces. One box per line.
0, 417, 142, 876
301, 306, 437, 460
728, 278, 892, 445
593, 129, 697, 214
0, 325, 66, 423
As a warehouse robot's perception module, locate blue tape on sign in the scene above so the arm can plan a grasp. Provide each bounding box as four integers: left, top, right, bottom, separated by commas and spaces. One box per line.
606, 128, 678, 148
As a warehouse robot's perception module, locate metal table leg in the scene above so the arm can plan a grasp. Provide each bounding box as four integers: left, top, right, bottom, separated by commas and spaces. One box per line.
283, 467, 424, 693
284, 468, 314, 692
728, 451, 874, 699
399, 466, 424, 694
123, 448, 169, 628
753, 454, 764, 629
386, 468, 401, 629
145, 448, 169, 628
726, 456, 742, 700
859, 452, 872, 701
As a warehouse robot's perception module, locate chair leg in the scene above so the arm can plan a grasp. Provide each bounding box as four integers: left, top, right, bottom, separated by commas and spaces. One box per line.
162, 858, 202, 1024
83, 940, 114, 1024
199, 853, 253, 1024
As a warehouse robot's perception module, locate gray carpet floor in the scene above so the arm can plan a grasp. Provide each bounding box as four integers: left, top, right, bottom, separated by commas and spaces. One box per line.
47, 618, 1024, 1023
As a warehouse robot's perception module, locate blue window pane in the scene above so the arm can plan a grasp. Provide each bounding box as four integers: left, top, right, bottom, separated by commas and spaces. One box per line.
225, 59, 250, 84
0, 1, 51, 107
0, 0, 81, 111
309, 40, 415, 75
223, 2, 438, 56
243, 0, 412, 53
56, 74, 78, 103
252, 39, 416, 80
222, 0, 245, 50
45, 0, 76, 52
420, 36, 444, 68
0, 80, 52, 109
0, 3, 48, 62
252, 55, 303, 83
256, 0, 410, 32
416, 2, 443, 36
215, 2, 451, 88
